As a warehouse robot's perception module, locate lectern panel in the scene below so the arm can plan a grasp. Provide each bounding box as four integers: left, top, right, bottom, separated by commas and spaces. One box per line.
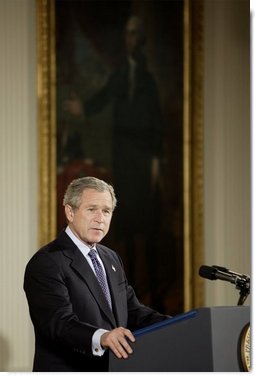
109, 306, 250, 371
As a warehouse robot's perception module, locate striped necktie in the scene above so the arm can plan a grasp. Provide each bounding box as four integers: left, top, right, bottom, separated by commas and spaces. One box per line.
88, 249, 112, 309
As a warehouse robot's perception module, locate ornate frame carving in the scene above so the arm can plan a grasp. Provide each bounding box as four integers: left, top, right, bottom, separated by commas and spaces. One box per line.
36, 0, 204, 310
37, 0, 56, 245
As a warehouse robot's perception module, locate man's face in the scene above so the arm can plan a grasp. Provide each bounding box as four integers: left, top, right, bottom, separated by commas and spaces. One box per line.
125, 19, 143, 56
65, 188, 113, 246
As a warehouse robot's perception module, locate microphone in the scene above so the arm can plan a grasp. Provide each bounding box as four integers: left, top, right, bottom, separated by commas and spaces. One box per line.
199, 265, 238, 284
199, 265, 250, 305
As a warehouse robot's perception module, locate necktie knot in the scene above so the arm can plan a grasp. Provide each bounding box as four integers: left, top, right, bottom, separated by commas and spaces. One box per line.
88, 248, 97, 261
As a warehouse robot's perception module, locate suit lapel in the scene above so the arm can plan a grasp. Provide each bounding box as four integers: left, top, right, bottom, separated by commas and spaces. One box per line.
58, 232, 116, 328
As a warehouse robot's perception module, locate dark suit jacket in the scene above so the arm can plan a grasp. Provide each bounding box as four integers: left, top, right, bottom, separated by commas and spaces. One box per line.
24, 230, 168, 371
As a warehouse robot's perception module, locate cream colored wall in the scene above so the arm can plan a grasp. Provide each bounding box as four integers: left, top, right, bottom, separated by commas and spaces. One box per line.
0, 0, 37, 371
0, 0, 250, 372
204, 0, 250, 306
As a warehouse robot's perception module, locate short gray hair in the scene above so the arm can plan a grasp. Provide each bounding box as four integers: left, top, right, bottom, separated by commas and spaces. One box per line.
63, 176, 117, 210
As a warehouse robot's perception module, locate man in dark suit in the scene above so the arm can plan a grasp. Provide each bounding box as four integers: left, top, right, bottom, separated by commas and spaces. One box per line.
24, 176, 169, 372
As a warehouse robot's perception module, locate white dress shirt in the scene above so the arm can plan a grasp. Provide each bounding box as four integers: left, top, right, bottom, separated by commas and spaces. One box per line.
65, 226, 109, 356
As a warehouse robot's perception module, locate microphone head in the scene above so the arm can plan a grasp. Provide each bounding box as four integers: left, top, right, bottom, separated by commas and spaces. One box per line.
212, 265, 228, 272
199, 265, 217, 280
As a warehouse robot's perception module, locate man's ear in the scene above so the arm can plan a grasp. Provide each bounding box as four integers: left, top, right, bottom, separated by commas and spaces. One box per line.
65, 205, 74, 223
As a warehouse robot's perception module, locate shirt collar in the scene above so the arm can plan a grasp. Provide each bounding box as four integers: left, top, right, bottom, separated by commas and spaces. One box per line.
65, 226, 97, 256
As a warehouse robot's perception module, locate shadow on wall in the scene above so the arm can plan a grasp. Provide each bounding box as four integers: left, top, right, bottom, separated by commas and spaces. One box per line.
0, 334, 10, 371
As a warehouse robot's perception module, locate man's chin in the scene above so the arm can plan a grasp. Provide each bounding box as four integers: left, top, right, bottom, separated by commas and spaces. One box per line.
88, 234, 104, 244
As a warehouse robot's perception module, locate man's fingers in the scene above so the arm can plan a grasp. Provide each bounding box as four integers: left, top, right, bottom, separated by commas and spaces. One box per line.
118, 336, 133, 356
110, 341, 126, 359
123, 329, 135, 343
111, 338, 129, 359
101, 327, 135, 359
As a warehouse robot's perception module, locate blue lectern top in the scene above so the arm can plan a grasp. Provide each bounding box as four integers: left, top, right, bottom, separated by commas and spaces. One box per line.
133, 309, 198, 337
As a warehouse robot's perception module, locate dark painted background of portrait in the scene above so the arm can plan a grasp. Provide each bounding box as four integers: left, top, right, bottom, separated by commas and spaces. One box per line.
56, 0, 184, 316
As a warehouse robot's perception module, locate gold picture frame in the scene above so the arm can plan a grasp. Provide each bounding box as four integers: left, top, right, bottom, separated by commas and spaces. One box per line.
37, 0, 204, 312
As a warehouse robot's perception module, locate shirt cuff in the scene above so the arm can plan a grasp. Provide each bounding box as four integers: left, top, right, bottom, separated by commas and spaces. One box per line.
92, 328, 109, 356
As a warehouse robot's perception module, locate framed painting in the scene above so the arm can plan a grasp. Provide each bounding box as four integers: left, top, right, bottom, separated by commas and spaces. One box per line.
37, 0, 204, 315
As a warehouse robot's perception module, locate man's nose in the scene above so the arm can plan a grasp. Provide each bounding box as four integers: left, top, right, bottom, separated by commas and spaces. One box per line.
94, 211, 104, 222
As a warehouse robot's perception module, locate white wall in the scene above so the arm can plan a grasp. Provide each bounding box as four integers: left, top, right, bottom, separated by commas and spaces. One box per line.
0, 0, 37, 371
204, 0, 250, 306
0, 0, 250, 371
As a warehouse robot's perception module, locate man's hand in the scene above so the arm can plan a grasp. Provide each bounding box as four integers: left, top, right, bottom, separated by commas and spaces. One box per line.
63, 92, 83, 116
101, 327, 135, 359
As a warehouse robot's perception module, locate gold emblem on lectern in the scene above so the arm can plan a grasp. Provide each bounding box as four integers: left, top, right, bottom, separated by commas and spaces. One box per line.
240, 323, 250, 371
